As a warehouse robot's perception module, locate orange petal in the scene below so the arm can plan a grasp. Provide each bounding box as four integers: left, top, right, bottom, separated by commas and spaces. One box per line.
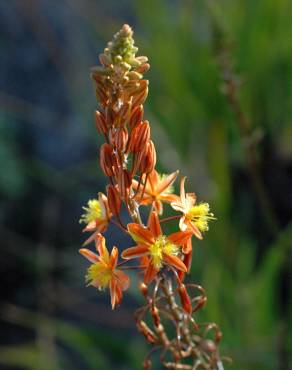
109, 246, 118, 269
156, 170, 178, 195
180, 177, 187, 205
95, 234, 109, 260
186, 220, 203, 240
79, 248, 100, 263
148, 211, 162, 238
122, 244, 149, 259
109, 279, 118, 309
167, 230, 192, 246
182, 237, 193, 254
128, 223, 155, 245
163, 254, 187, 272
153, 200, 163, 215
147, 170, 159, 193
115, 270, 130, 290
159, 194, 180, 204
171, 200, 186, 213
144, 262, 158, 284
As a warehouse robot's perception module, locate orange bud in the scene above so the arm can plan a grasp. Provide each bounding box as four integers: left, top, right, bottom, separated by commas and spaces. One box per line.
178, 284, 192, 314
215, 330, 223, 343
132, 84, 148, 107
114, 127, 128, 151
138, 140, 156, 174
94, 110, 107, 134
117, 169, 131, 199
107, 184, 121, 215
100, 143, 116, 177
129, 105, 144, 129
105, 107, 116, 127
134, 63, 150, 74
129, 121, 150, 152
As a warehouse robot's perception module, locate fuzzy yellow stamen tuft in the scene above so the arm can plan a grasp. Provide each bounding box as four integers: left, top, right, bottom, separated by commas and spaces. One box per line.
187, 203, 215, 232
86, 263, 112, 289
149, 236, 178, 270
79, 199, 102, 224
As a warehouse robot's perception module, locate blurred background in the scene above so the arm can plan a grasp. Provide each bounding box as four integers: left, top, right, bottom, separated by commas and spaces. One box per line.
0, 0, 291, 369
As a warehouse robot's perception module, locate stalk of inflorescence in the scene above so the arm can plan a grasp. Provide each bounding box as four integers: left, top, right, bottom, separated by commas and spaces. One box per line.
79, 24, 230, 370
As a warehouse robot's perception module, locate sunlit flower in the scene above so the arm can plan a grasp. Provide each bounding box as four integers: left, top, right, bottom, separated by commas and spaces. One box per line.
122, 212, 191, 283
171, 177, 215, 239
79, 234, 129, 309
132, 170, 179, 214
80, 192, 112, 245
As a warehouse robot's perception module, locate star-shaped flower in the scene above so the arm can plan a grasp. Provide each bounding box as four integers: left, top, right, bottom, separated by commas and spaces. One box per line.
171, 177, 215, 239
122, 212, 191, 283
132, 170, 179, 214
79, 234, 129, 309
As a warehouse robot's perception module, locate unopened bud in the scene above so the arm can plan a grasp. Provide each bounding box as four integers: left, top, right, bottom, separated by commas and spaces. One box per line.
107, 184, 121, 215
94, 110, 107, 134
100, 143, 116, 177
127, 71, 143, 80
117, 169, 131, 199
105, 107, 116, 127
134, 63, 150, 74
129, 105, 143, 129
99, 53, 111, 66
132, 84, 148, 107
129, 121, 150, 152
138, 140, 156, 174
178, 284, 192, 314
113, 127, 128, 151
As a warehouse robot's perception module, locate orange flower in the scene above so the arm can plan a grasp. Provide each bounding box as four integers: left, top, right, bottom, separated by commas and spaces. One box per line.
171, 177, 215, 239
79, 234, 129, 309
122, 212, 191, 283
79, 192, 112, 245
132, 169, 179, 214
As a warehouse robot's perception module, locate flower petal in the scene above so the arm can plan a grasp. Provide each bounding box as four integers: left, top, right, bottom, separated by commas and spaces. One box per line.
144, 262, 159, 284
115, 270, 130, 290
95, 234, 109, 261
186, 220, 203, 240
163, 254, 187, 272
182, 237, 193, 254
128, 223, 155, 245
148, 211, 162, 238
122, 244, 149, 259
180, 177, 187, 206
79, 248, 100, 263
167, 230, 192, 246
147, 170, 159, 193
109, 246, 118, 269
156, 170, 178, 195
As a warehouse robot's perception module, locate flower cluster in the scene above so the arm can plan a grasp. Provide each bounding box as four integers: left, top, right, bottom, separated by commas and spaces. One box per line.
79, 25, 228, 369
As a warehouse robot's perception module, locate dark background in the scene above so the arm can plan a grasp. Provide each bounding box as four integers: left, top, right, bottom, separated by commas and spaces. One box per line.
0, 1, 291, 369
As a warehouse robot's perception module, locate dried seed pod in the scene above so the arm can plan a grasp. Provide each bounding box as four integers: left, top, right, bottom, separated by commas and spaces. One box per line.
137, 321, 157, 344
193, 296, 207, 313
178, 284, 192, 314
107, 184, 121, 215
200, 339, 217, 353
139, 282, 148, 297
94, 110, 107, 134
151, 305, 160, 327
129, 105, 143, 129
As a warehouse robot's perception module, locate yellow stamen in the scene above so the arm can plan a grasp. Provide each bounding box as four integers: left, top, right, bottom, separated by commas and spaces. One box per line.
149, 236, 178, 270
79, 199, 102, 224
86, 262, 112, 289
187, 203, 215, 232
